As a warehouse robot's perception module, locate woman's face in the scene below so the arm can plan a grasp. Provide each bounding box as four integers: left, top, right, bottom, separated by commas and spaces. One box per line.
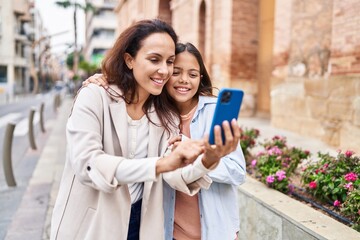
166, 51, 201, 111
126, 32, 175, 100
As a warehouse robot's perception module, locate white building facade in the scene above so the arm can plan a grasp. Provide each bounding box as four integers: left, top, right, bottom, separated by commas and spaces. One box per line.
84, 0, 117, 66
0, 0, 34, 103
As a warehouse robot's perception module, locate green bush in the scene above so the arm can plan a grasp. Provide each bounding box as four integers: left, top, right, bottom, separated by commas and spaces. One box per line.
251, 136, 310, 193
301, 150, 360, 230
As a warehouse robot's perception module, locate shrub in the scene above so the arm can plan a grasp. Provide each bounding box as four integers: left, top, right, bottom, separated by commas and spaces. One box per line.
251, 136, 310, 193
301, 150, 360, 229
239, 127, 260, 164
341, 189, 360, 231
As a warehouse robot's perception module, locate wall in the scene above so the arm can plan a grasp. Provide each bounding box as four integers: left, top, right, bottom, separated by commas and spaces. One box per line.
112, 0, 360, 153
238, 176, 360, 240
271, 0, 360, 153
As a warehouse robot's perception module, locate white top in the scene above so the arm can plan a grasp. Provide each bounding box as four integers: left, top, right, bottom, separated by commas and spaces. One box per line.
127, 114, 149, 203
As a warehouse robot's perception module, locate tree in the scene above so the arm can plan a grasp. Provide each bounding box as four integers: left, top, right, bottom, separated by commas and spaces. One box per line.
55, 1, 94, 79
66, 51, 85, 70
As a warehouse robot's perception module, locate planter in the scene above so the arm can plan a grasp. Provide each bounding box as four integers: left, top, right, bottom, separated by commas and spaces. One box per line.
237, 175, 360, 240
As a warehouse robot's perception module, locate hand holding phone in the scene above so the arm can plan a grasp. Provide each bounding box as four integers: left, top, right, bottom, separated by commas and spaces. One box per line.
208, 88, 244, 145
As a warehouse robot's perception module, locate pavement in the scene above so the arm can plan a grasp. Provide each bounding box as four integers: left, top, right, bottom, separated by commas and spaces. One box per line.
0, 94, 341, 240
1, 94, 71, 240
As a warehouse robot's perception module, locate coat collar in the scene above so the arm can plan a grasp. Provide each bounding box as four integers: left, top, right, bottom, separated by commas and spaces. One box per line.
108, 85, 166, 157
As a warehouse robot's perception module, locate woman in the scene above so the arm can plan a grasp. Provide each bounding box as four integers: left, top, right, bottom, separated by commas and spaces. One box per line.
50, 20, 207, 240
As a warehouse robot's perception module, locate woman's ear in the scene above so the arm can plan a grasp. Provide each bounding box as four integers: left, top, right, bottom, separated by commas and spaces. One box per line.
124, 53, 133, 70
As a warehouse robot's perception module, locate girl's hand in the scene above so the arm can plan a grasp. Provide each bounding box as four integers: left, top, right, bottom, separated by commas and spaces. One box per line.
202, 119, 240, 169
82, 73, 109, 88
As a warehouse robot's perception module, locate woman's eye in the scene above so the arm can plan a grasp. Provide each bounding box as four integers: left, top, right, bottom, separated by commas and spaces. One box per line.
149, 58, 159, 63
172, 71, 180, 76
167, 60, 174, 65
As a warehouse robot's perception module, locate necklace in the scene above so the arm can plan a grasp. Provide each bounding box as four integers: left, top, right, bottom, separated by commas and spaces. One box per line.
180, 103, 198, 120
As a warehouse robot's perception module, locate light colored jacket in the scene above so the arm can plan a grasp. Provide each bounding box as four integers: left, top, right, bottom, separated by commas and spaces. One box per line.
163, 96, 246, 240
50, 84, 203, 240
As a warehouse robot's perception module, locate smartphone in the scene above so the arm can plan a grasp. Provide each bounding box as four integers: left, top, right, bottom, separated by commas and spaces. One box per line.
208, 88, 244, 144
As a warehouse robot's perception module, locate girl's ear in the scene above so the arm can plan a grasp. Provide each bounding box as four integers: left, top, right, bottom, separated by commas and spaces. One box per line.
124, 53, 133, 70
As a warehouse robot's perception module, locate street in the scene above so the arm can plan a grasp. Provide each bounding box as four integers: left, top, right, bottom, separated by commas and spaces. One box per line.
0, 90, 64, 239
0, 91, 59, 189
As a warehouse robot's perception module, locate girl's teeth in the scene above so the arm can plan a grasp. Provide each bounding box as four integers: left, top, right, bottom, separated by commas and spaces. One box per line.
177, 88, 188, 91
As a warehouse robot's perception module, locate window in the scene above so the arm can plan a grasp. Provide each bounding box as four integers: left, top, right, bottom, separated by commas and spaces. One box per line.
0, 66, 7, 83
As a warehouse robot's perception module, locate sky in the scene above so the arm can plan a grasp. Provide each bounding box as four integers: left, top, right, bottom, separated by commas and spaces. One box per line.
34, 0, 85, 56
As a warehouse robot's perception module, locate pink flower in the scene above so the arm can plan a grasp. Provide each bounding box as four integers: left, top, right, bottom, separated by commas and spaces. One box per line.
266, 175, 275, 184
345, 150, 354, 158
251, 159, 257, 167
276, 170, 286, 181
344, 172, 358, 182
358, 210, 360, 215
268, 146, 282, 156
309, 181, 317, 189
345, 182, 353, 189
256, 151, 265, 157
333, 200, 341, 207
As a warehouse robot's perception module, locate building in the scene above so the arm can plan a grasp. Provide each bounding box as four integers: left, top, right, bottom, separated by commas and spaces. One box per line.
114, 0, 360, 153
84, 0, 117, 67
0, 0, 33, 102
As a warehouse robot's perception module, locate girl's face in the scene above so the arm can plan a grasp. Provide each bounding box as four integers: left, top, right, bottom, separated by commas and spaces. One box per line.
125, 32, 175, 100
166, 51, 201, 112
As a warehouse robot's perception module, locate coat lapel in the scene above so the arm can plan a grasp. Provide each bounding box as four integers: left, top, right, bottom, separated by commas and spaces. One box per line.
108, 88, 128, 157
142, 106, 166, 215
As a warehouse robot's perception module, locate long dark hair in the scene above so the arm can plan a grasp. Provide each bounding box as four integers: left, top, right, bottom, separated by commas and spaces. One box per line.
101, 19, 178, 134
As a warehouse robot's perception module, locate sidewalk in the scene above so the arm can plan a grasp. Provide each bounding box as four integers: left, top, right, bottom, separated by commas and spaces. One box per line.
2, 96, 340, 239
3, 96, 72, 240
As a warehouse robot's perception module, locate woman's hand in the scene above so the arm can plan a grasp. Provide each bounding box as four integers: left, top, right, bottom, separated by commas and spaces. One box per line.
82, 73, 109, 88
201, 119, 241, 169
156, 139, 204, 174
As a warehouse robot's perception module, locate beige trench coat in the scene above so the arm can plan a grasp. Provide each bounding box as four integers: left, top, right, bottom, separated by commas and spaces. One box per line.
50, 84, 207, 240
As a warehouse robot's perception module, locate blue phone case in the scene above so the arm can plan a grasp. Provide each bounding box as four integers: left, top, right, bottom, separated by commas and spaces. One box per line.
208, 88, 244, 144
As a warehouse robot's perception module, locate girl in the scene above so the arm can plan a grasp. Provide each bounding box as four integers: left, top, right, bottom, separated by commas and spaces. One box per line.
51, 20, 209, 240
163, 43, 246, 240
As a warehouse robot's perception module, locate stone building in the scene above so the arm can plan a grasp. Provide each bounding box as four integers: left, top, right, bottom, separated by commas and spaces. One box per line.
114, 0, 360, 153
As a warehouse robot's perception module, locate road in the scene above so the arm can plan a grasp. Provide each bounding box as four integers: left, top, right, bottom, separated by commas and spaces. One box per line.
0, 90, 67, 239
0, 91, 61, 190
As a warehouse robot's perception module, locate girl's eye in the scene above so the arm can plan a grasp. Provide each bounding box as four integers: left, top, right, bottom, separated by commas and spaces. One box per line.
167, 59, 174, 65
189, 73, 200, 78
172, 71, 180, 76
